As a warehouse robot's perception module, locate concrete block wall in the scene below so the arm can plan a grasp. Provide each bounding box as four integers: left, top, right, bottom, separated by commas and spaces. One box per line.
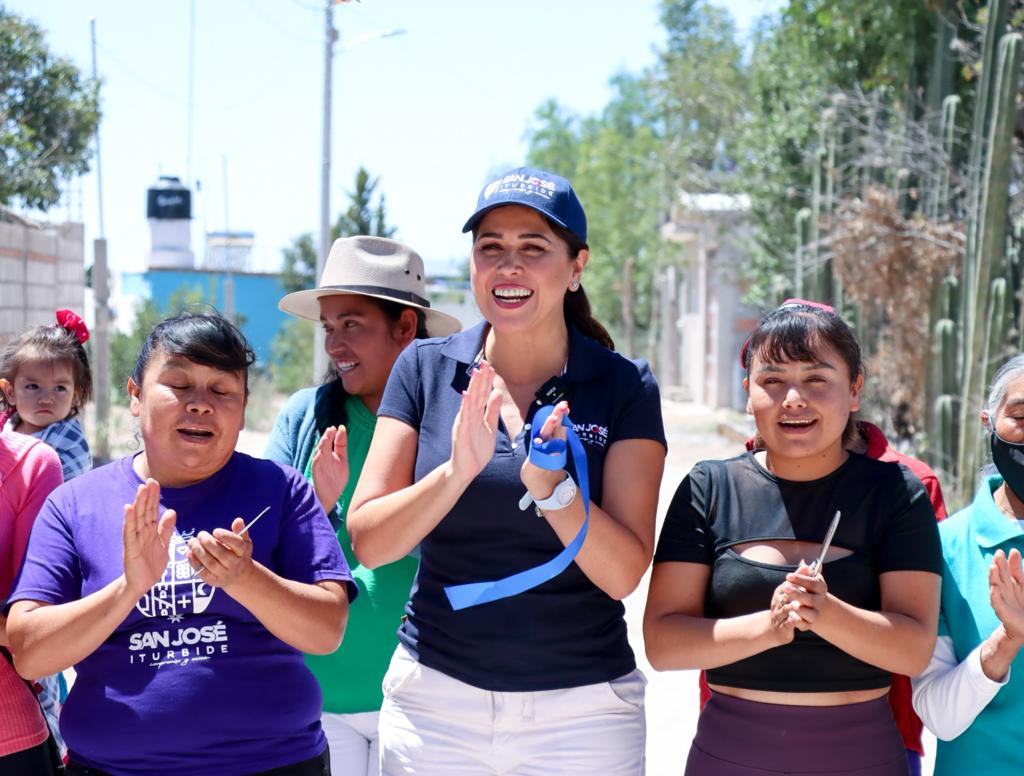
0, 220, 85, 341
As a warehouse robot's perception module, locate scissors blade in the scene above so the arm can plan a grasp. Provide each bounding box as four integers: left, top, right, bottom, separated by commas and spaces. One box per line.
238, 505, 272, 535
810, 510, 841, 575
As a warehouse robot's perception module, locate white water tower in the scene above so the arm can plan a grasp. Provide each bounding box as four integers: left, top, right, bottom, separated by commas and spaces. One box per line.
146, 175, 193, 269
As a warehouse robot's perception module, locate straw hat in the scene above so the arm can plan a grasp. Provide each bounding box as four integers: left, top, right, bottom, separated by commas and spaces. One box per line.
278, 236, 462, 337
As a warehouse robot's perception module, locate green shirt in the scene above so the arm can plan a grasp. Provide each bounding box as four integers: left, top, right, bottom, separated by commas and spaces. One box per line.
303, 395, 418, 714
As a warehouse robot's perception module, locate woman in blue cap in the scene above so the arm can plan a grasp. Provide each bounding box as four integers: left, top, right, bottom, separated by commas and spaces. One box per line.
348, 166, 666, 774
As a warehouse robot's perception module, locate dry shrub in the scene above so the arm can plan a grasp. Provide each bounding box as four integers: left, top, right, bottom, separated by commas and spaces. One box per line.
829, 185, 963, 434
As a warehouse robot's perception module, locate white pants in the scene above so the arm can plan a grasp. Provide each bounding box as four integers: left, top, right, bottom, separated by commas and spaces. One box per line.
322, 710, 380, 776
378, 646, 646, 776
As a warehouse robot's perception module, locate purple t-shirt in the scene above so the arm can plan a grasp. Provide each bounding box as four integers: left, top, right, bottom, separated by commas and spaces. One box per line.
9, 452, 355, 775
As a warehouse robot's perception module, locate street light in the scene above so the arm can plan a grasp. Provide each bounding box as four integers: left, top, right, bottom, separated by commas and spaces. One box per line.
313, 4, 406, 382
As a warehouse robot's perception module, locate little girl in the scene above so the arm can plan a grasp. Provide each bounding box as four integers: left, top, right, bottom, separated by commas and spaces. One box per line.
0, 309, 93, 480
0, 309, 93, 763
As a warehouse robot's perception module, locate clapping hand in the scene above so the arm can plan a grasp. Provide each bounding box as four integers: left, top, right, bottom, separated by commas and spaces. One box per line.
769, 579, 798, 644
520, 400, 570, 500
123, 479, 177, 596
450, 361, 502, 482
990, 548, 1024, 642
312, 425, 349, 513
780, 561, 829, 631
187, 517, 255, 590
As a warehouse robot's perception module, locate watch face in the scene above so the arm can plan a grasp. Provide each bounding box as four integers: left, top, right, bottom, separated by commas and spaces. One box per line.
556, 480, 577, 506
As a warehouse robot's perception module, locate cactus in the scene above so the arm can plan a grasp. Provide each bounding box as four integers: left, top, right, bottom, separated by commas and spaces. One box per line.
936, 394, 957, 479
1014, 221, 1024, 350
927, 317, 959, 468
926, 94, 960, 220
937, 318, 958, 395
956, 30, 1022, 500
984, 278, 1009, 382
794, 207, 811, 297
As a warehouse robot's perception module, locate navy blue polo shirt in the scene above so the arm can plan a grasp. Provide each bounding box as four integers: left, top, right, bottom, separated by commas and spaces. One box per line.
378, 320, 666, 691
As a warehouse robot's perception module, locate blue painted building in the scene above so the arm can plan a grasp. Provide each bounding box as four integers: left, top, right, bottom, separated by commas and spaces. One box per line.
119, 268, 289, 365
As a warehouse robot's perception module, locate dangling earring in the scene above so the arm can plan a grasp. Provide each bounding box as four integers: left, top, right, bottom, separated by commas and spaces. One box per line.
570, 280, 580, 291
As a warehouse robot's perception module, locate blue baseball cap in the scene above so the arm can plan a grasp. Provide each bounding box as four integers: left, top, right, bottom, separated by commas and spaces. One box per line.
462, 166, 587, 243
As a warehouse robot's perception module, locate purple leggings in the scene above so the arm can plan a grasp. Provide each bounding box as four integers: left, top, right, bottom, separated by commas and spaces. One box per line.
685, 693, 909, 775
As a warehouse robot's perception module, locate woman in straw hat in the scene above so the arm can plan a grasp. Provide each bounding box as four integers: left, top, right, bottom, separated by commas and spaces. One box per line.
348, 167, 666, 775
266, 236, 461, 776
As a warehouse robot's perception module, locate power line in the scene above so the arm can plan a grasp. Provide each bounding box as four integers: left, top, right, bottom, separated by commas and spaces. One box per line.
283, 0, 323, 12
94, 40, 308, 113
239, 0, 320, 45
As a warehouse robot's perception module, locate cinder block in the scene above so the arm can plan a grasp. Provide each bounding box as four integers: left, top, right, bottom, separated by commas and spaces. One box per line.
0, 257, 23, 283
0, 309, 26, 338
26, 285, 54, 309
26, 261, 56, 285
0, 284, 24, 306
56, 291, 85, 311
58, 260, 84, 283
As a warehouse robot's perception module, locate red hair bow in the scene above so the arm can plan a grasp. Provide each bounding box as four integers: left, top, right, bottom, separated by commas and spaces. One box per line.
56, 309, 90, 345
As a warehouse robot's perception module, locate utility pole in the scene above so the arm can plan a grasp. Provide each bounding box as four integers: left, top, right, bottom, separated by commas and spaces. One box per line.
313, 0, 337, 383
222, 154, 235, 323
310, 6, 403, 384
90, 18, 111, 463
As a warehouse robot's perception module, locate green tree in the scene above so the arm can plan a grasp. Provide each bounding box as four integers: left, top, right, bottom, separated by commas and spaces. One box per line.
655, 0, 747, 193
269, 318, 315, 394
523, 99, 580, 176
524, 1, 746, 356
109, 289, 210, 405
272, 166, 396, 392
333, 166, 396, 240
278, 167, 396, 294
0, 6, 100, 210
526, 74, 665, 356
736, 0, 939, 304
279, 232, 317, 295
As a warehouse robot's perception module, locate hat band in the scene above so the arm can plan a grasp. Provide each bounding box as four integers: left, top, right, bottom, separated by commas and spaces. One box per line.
321, 284, 432, 308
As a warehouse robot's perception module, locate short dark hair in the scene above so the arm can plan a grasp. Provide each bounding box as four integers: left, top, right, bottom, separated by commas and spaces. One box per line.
743, 303, 864, 443
0, 324, 93, 418
132, 311, 256, 392
367, 296, 428, 339
743, 303, 863, 381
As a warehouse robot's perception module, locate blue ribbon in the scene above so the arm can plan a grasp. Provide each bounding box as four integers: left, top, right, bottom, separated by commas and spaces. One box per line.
444, 405, 590, 611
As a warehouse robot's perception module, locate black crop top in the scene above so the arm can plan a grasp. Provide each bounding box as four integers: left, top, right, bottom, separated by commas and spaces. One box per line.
653, 451, 942, 693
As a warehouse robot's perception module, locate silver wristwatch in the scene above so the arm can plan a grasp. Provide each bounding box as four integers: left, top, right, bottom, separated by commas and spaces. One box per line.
533, 473, 578, 514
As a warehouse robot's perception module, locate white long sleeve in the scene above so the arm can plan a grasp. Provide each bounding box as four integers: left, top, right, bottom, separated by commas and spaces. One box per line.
911, 635, 1008, 741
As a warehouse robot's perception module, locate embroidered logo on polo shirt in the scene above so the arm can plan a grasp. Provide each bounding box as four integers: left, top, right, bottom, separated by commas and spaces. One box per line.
572, 421, 609, 449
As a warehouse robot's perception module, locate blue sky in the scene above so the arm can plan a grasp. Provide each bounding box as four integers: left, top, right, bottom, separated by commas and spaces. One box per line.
8, 0, 783, 275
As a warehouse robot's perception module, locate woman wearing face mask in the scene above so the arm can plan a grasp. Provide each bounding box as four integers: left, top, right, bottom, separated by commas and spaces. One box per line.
912, 354, 1024, 775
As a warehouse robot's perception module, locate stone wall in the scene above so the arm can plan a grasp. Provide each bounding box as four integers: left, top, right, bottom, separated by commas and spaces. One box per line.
0, 220, 85, 340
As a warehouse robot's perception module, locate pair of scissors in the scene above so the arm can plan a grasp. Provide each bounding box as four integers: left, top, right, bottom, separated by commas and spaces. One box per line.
188, 506, 271, 580
808, 510, 841, 576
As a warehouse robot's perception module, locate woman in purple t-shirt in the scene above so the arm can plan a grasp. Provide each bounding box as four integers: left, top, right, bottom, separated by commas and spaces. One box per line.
6, 312, 355, 776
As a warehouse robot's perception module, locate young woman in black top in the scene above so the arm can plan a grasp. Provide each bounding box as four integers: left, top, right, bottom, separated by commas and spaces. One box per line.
643, 301, 942, 776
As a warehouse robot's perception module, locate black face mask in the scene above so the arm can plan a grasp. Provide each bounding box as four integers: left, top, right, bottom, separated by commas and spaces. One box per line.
991, 431, 1024, 503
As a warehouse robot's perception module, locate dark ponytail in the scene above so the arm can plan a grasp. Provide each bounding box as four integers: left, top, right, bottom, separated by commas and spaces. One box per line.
563, 285, 613, 350
547, 221, 615, 350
